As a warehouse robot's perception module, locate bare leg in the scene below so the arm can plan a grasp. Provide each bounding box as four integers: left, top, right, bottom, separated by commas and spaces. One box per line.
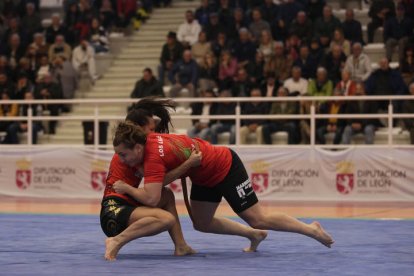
238, 204, 334, 248
158, 188, 196, 256
105, 207, 175, 261
191, 200, 268, 252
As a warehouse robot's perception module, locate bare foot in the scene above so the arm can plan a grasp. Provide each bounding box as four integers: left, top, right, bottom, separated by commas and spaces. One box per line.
105, 237, 121, 261
310, 221, 334, 248
243, 229, 268, 252
174, 244, 197, 256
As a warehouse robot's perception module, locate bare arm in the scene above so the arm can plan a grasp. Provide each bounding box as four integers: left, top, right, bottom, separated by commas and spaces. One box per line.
163, 150, 202, 185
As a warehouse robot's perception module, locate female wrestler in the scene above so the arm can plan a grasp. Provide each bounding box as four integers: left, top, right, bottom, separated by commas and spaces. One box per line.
112, 122, 334, 255
101, 98, 198, 261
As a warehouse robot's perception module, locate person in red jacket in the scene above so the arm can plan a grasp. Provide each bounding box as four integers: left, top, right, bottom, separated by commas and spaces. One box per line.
110, 121, 334, 259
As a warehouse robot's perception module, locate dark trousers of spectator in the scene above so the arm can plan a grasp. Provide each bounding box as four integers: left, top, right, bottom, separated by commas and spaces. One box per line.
117, 12, 135, 28
316, 126, 344, 144
43, 104, 60, 134
2, 122, 42, 144
367, 18, 383, 43
158, 64, 169, 86
262, 122, 299, 144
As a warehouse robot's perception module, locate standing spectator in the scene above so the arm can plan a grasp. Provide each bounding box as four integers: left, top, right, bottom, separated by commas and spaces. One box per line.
72, 39, 100, 83
209, 90, 236, 144
367, 0, 395, 43
191, 31, 211, 65
231, 68, 253, 97
48, 35, 72, 62
402, 83, 414, 144
52, 55, 78, 105
0, 71, 15, 99
307, 67, 333, 98
321, 44, 347, 85
262, 87, 299, 145
288, 11, 314, 44
400, 47, 414, 85
45, 14, 68, 45
117, 0, 136, 29
299, 93, 312, 144
130, 68, 164, 99
313, 5, 342, 50
344, 43, 372, 82
0, 92, 18, 134
232, 28, 256, 69
264, 41, 292, 82
293, 44, 318, 79
168, 50, 198, 98
284, 66, 308, 96
195, 0, 212, 27
88, 18, 109, 53
218, 49, 237, 90
197, 52, 218, 91
342, 8, 364, 44
158, 31, 184, 85
99, 0, 117, 30
248, 8, 271, 43
384, 5, 414, 62
316, 89, 347, 145
132, 0, 149, 30
335, 69, 356, 96
20, 2, 42, 40
341, 82, 379, 145
64, 2, 80, 47
187, 88, 216, 141
239, 88, 269, 144
177, 10, 201, 48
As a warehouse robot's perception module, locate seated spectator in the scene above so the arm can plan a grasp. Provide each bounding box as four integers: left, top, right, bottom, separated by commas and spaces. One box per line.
336, 69, 356, 96
227, 7, 249, 41
313, 5, 342, 50
36, 54, 52, 81
197, 52, 218, 91
261, 86, 299, 145
260, 0, 279, 24
341, 82, 380, 144
16, 57, 36, 85
158, 31, 184, 85
217, 0, 233, 28
1, 91, 43, 144
218, 50, 237, 90
322, 44, 347, 85
367, 0, 395, 43
211, 32, 232, 59
288, 11, 313, 44
264, 41, 292, 82
65, 2, 81, 46
99, 0, 117, 30
45, 13, 68, 46
195, 0, 212, 27
344, 43, 372, 82
231, 68, 253, 97
2, 17, 28, 50
384, 5, 414, 62
307, 0, 325, 22
177, 10, 201, 48
316, 89, 347, 145
116, 0, 136, 29
261, 74, 279, 97
209, 90, 236, 144
76, 1, 95, 42
309, 37, 325, 72
285, 34, 300, 61
274, 0, 303, 41
246, 51, 265, 85
72, 39, 100, 83
0, 71, 16, 99
3, 33, 26, 70
29, 33, 48, 59
88, 18, 109, 53
204, 12, 226, 42
400, 47, 414, 86
132, 1, 149, 30
187, 88, 216, 141
330, 29, 351, 56
191, 31, 211, 65
293, 44, 318, 79
15, 72, 34, 100
239, 88, 269, 144
168, 50, 198, 98
52, 55, 78, 104
20, 2, 42, 40
308, 67, 333, 99
284, 66, 308, 96
299, 93, 312, 144
248, 8, 270, 43
342, 8, 364, 44
258, 30, 275, 64
48, 35, 72, 62
34, 73, 62, 134
402, 82, 414, 144
232, 28, 256, 69
130, 68, 164, 99
0, 92, 18, 134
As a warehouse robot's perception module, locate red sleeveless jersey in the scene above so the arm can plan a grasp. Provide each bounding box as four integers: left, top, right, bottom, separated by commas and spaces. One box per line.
143, 133, 232, 187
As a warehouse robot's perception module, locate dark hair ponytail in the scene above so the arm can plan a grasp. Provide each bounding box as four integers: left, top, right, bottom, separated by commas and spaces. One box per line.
126, 97, 176, 133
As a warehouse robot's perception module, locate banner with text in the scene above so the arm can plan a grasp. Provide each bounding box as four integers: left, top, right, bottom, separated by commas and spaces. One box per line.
0, 147, 413, 202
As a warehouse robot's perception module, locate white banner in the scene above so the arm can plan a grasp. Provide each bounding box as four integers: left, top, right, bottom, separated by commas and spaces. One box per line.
0, 147, 413, 202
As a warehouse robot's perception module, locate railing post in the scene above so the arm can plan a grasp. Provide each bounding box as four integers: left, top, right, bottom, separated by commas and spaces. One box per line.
388, 101, 393, 147
27, 106, 33, 146
235, 102, 241, 145
94, 105, 99, 150
310, 102, 315, 146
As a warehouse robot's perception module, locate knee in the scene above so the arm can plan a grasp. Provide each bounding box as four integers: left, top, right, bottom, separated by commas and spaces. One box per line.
163, 212, 175, 229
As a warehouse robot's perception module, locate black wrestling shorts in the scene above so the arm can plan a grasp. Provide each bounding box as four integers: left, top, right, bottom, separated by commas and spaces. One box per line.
190, 149, 258, 213
100, 197, 137, 237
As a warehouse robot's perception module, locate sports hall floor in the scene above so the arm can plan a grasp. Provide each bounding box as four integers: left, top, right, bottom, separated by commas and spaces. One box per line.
1, 197, 413, 276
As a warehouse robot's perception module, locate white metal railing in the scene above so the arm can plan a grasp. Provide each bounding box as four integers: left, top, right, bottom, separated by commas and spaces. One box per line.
0, 96, 413, 149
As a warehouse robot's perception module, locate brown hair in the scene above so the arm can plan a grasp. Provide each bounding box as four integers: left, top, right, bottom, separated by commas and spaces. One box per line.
113, 121, 147, 149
